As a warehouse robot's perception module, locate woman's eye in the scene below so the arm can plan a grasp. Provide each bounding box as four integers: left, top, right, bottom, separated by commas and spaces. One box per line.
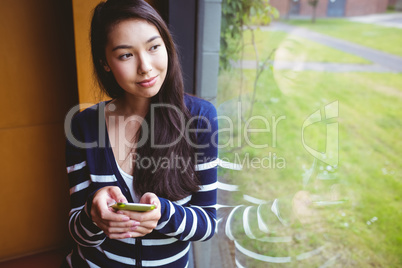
119, 53, 132, 60
150, 45, 160, 51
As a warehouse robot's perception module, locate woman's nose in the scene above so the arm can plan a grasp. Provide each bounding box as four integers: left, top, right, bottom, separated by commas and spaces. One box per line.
137, 54, 152, 75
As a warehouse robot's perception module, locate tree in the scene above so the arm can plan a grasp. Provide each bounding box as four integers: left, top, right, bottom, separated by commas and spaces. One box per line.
220, 0, 279, 116
220, 0, 278, 70
308, 0, 319, 23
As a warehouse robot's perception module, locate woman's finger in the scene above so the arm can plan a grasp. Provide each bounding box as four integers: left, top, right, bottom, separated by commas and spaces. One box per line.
118, 210, 154, 221
107, 232, 132, 240
105, 224, 139, 234
140, 192, 161, 209
135, 219, 158, 230
107, 187, 128, 204
96, 220, 139, 237
91, 186, 131, 224
93, 206, 131, 222
107, 219, 140, 228
127, 226, 154, 238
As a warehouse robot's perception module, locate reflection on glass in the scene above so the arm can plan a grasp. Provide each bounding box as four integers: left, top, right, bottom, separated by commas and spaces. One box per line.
215, 11, 402, 266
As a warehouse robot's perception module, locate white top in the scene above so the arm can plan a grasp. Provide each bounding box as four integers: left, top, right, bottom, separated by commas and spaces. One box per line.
115, 160, 140, 202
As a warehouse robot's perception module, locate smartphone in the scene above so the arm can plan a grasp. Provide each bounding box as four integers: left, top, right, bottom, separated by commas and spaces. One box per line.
111, 202, 155, 212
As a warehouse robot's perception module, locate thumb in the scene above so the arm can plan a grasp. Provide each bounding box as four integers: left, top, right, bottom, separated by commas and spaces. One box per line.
140, 192, 160, 207
107, 186, 128, 204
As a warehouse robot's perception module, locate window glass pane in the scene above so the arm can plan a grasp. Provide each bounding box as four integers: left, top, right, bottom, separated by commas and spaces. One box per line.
215, 1, 402, 267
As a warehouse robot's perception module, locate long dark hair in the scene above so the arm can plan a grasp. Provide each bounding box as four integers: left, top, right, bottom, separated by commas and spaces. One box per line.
91, 0, 199, 201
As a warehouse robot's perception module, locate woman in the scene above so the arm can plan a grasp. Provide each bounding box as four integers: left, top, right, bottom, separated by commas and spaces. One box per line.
64, 0, 218, 267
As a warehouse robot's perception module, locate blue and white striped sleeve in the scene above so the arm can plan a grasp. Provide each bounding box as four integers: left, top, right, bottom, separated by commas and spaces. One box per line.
155, 104, 218, 241
65, 115, 107, 247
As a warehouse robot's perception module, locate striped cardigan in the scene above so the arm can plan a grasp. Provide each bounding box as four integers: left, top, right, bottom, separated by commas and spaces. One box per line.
64, 94, 218, 268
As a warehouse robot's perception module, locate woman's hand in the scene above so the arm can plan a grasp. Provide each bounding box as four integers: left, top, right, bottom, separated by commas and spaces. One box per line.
91, 186, 140, 239
117, 192, 162, 238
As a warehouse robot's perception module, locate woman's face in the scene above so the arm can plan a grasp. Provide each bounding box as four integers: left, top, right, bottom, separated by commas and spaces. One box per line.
104, 19, 168, 99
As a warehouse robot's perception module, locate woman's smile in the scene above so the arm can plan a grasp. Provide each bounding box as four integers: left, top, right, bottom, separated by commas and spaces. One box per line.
137, 75, 158, 88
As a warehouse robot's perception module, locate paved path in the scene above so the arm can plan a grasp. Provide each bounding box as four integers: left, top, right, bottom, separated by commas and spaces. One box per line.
238, 14, 402, 73
233, 60, 395, 73
348, 12, 402, 29
261, 22, 402, 73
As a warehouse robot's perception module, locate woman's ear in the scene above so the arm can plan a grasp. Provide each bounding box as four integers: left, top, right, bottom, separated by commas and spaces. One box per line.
101, 60, 111, 72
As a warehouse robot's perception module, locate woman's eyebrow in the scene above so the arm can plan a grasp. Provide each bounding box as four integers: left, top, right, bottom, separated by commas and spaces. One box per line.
146, 35, 161, 43
112, 36, 161, 51
112, 45, 133, 51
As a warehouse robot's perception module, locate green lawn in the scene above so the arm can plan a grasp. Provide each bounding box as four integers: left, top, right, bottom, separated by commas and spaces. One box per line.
217, 68, 402, 267
216, 16, 402, 266
286, 18, 402, 57
241, 29, 370, 64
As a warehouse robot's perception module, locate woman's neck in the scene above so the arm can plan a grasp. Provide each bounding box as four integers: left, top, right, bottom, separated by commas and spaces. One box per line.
111, 94, 151, 118
105, 94, 151, 173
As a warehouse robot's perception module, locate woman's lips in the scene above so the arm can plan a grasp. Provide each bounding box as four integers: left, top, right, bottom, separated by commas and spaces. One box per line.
137, 76, 158, 87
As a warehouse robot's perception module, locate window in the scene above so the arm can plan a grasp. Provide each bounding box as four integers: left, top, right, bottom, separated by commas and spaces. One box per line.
204, 1, 401, 267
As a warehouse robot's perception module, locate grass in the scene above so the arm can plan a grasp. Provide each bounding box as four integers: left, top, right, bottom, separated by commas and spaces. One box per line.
215, 17, 402, 267
241, 28, 370, 64
286, 18, 402, 57
216, 68, 402, 267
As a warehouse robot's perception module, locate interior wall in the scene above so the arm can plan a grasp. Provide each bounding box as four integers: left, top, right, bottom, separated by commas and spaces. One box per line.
0, 0, 172, 262
72, 0, 107, 105
0, 0, 78, 261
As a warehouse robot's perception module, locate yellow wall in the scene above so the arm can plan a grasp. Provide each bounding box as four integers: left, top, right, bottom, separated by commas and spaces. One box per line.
0, 0, 78, 261
0, 0, 156, 262
72, 0, 107, 105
